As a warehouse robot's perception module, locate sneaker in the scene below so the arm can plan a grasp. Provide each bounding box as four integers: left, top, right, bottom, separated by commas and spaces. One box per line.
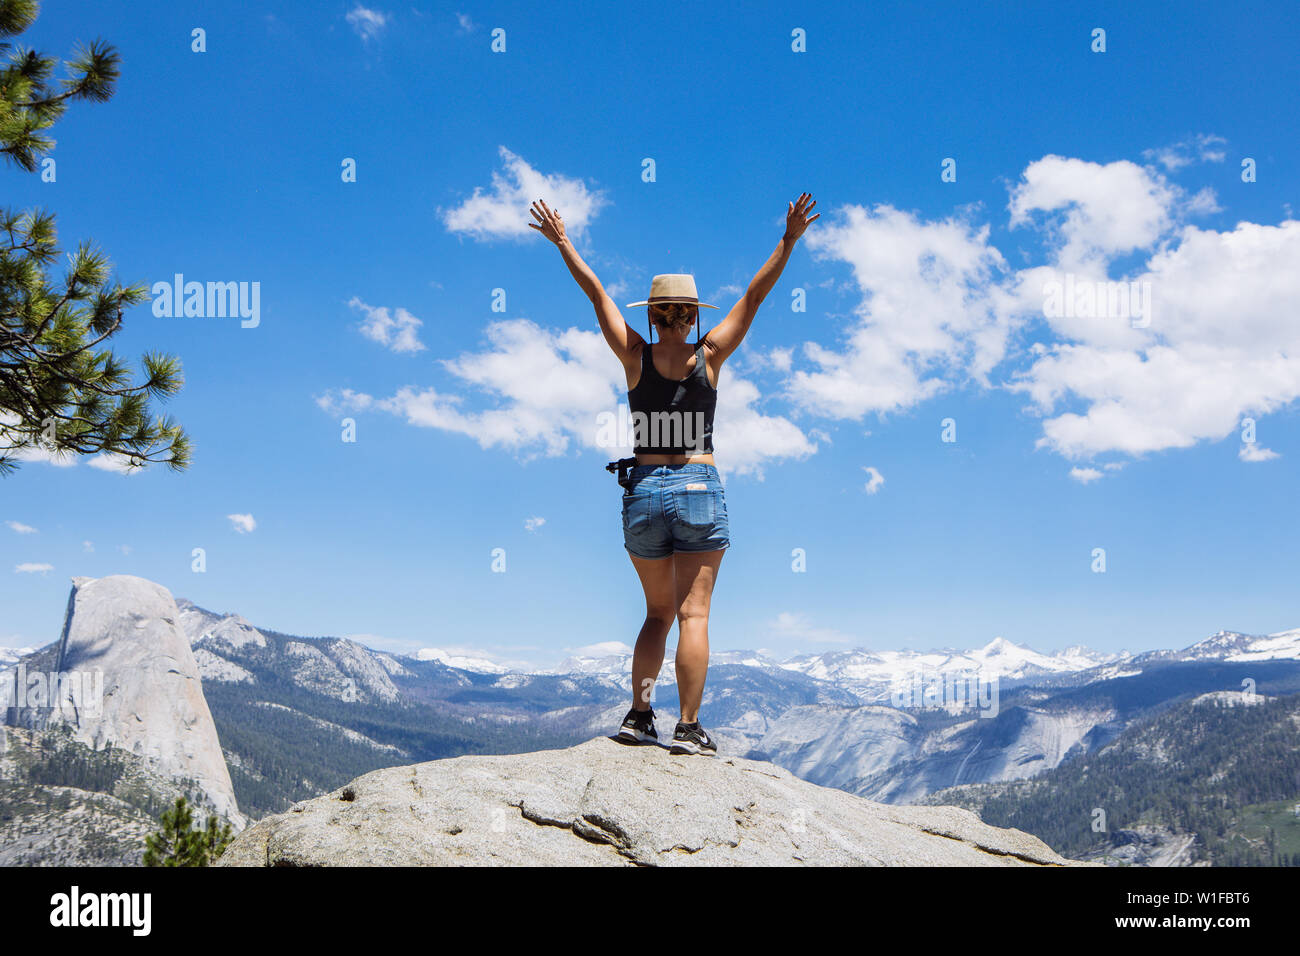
616, 706, 658, 744
669, 720, 717, 756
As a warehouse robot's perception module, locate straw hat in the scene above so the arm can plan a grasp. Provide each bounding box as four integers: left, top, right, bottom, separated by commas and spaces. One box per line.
625, 274, 719, 310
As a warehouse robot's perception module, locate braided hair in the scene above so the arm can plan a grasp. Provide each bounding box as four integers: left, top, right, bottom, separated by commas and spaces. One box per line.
647, 302, 702, 349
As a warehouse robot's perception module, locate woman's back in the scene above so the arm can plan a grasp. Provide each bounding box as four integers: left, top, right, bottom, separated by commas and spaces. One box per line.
627, 341, 717, 456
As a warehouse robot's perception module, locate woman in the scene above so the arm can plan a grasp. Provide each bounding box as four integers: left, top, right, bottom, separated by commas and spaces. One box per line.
528, 193, 819, 755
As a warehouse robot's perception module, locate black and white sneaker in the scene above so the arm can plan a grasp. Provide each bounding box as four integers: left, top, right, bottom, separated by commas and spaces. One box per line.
669, 720, 717, 756
616, 706, 658, 744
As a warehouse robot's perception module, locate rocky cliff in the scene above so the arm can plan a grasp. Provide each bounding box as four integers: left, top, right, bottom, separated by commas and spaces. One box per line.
5, 575, 243, 827
218, 736, 1088, 866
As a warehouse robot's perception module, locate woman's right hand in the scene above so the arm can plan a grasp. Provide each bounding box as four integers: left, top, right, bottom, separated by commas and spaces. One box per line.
528, 199, 567, 245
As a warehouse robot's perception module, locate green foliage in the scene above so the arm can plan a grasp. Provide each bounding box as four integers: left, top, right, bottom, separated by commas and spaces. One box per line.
142, 796, 233, 867
0, 727, 201, 865
0, 0, 189, 475
206, 674, 580, 818
26, 723, 129, 792
928, 693, 1300, 866
193, 627, 586, 818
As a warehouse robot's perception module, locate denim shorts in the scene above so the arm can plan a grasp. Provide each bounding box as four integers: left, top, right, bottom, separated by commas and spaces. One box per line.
621, 463, 730, 559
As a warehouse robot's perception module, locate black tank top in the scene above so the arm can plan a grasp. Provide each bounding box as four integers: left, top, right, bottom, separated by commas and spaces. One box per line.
627, 342, 716, 455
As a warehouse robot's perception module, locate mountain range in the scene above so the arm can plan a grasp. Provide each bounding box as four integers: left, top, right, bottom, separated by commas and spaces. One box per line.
3, 573, 1298, 865
922, 689, 1300, 866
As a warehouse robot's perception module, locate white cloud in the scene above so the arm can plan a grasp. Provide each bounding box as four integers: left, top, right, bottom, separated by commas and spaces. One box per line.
6, 521, 37, 534
1141, 133, 1229, 172
441, 146, 611, 241
791, 154, 1300, 467
88, 452, 143, 474
316, 389, 375, 415
763, 346, 794, 373
1185, 187, 1223, 216
0, 413, 77, 468
13, 446, 77, 466
118, 544, 131, 555
862, 465, 884, 494
342, 319, 619, 459
709, 282, 744, 303
1012, 219, 1300, 459
227, 513, 257, 534
1008, 155, 1177, 270
1069, 467, 1104, 483
82, 541, 94, 553
454, 12, 476, 33
349, 297, 426, 353
712, 374, 818, 478
770, 612, 854, 645
1240, 443, 1279, 462
14, 563, 52, 574
1196, 141, 1229, 164
346, 5, 388, 41
1, 413, 139, 474
787, 202, 1011, 419
524, 516, 545, 531
318, 318, 815, 477
568, 641, 632, 657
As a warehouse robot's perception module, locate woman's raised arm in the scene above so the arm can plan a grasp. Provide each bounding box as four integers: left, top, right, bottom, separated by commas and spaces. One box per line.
528, 199, 643, 363
707, 192, 818, 364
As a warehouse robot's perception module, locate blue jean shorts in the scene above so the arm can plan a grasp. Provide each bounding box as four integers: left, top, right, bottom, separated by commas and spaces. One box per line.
621, 463, 730, 559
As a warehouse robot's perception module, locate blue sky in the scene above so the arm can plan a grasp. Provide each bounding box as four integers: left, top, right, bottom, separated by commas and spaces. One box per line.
3, 1, 1298, 667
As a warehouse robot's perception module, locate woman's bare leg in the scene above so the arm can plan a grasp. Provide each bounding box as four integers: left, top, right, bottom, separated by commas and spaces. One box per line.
672, 549, 724, 724
628, 553, 676, 711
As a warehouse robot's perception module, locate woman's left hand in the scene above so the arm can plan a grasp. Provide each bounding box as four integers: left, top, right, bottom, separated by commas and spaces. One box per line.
784, 192, 819, 241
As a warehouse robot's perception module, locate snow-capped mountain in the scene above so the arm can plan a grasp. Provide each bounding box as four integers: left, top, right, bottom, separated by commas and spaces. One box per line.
409, 629, 1300, 709
535, 648, 803, 694
0, 645, 34, 667
1131, 628, 1300, 665
414, 647, 511, 675
778, 636, 1128, 703
711, 649, 789, 670
540, 651, 633, 679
